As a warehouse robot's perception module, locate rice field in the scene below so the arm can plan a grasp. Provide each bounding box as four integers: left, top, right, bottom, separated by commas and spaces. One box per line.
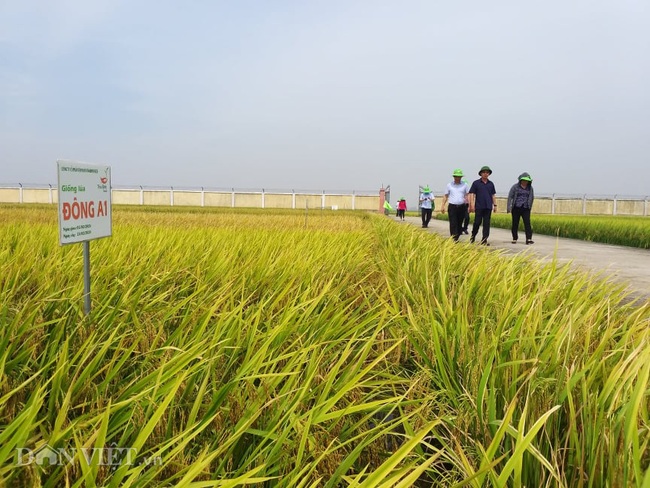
1, 205, 649, 487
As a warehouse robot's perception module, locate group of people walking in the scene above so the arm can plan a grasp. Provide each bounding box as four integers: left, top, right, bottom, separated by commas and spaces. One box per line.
410, 166, 535, 246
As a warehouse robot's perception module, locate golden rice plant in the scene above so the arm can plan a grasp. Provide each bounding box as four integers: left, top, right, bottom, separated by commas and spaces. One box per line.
0, 204, 648, 486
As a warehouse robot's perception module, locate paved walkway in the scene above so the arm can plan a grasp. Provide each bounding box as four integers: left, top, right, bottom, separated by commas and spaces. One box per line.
395, 216, 650, 301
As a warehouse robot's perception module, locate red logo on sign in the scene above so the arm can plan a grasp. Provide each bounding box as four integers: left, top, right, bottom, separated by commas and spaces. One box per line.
100, 177, 108, 184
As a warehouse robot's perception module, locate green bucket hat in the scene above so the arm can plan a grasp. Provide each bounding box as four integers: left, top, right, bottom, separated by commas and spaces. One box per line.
452, 169, 464, 177
478, 165, 492, 175
421, 186, 431, 193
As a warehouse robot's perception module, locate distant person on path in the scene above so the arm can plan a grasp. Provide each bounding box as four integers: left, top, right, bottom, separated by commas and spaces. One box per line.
440, 169, 469, 241
419, 186, 434, 228
468, 166, 497, 245
507, 172, 535, 244
461, 179, 470, 234
396, 198, 407, 220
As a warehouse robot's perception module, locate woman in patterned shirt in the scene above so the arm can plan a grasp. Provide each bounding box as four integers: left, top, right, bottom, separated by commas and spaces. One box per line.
507, 172, 535, 244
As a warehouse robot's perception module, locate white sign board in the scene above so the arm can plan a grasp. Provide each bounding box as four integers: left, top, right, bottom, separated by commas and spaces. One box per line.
57, 160, 112, 245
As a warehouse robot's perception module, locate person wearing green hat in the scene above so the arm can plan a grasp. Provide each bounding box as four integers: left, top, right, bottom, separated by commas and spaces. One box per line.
507, 172, 535, 244
419, 185, 434, 228
468, 165, 497, 245
440, 169, 469, 241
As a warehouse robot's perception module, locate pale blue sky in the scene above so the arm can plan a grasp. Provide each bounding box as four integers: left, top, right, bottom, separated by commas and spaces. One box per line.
1, 0, 649, 202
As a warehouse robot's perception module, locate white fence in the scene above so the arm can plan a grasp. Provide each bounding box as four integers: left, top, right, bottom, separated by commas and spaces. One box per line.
2, 184, 649, 215
422, 192, 649, 216
0, 184, 380, 211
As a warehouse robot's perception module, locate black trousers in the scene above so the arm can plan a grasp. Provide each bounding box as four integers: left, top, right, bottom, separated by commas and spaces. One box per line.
421, 208, 432, 227
448, 204, 464, 240
462, 204, 470, 231
511, 206, 533, 241
472, 208, 492, 242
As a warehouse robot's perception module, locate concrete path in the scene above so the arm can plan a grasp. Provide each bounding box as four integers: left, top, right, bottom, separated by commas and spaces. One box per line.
394, 215, 650, 301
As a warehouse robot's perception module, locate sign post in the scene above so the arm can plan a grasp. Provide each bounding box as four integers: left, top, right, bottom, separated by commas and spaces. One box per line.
57, 160, 112, 315
83, 241, 91, 314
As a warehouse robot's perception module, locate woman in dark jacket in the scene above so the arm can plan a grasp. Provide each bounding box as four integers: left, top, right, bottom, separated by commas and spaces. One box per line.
507, 172, 535, 244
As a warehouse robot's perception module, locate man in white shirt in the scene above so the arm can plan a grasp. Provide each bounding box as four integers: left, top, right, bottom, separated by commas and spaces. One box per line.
440, 169, 469, 241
